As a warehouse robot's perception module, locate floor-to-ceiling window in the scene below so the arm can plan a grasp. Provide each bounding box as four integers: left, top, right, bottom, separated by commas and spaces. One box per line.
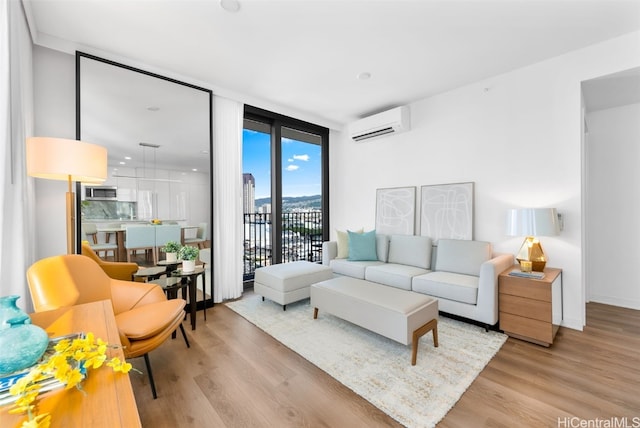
242, 106, 329, 281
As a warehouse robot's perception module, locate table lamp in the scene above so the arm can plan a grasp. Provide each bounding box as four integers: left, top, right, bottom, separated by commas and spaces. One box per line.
26, 137, 107, 254
506, 208, 560, 272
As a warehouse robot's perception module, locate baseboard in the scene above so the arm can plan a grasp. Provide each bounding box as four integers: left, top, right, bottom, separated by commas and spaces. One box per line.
588, 294, 640, 311
561, 317, 584, 331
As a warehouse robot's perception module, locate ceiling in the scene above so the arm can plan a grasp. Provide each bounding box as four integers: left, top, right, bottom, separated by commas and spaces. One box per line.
25, 0, 640, 129
79, 55, 211, 172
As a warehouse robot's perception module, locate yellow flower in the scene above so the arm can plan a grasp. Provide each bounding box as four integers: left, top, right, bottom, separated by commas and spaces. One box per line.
107, 357, 133, 373
21, 412, 51, 428
9, 332, 131, 426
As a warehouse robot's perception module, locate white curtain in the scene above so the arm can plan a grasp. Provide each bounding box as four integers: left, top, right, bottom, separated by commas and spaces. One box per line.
212, 96, 244, 302
0, 0, 36, 310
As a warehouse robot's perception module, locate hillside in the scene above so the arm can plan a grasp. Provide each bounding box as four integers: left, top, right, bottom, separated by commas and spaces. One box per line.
255, 195, 321, 212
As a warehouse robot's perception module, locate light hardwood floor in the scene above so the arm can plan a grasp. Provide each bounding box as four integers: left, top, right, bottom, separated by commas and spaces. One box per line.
130, 298, 640, 427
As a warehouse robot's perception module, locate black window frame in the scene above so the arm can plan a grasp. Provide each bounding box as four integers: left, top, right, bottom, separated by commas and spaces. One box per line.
243, 105, 330, 265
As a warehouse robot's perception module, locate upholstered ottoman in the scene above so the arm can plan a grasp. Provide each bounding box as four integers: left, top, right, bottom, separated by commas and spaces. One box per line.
254, 261, 333, 310
311, 276, 439, 365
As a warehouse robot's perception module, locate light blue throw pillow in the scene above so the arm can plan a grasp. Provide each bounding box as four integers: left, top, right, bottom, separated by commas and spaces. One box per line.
348, 230, 378, 261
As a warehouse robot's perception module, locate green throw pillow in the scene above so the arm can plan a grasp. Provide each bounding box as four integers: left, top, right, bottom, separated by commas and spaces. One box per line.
348, 230, 377, 261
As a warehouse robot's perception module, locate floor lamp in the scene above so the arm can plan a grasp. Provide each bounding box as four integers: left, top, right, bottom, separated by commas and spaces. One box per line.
26, 137, 108, 254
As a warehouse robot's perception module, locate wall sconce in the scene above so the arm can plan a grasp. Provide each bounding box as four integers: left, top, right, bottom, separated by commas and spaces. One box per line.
506, 208, 560, 272
27, 137, 107, 254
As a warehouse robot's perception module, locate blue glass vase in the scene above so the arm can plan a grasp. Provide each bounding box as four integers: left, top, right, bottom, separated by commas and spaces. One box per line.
0, 295, 30, 330
0, 296, 49, 376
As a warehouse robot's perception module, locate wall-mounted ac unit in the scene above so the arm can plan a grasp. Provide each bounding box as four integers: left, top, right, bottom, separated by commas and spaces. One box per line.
349, 106, 411, 142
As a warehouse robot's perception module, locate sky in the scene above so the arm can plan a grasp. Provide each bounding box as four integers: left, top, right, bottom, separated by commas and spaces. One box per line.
242, 129, 322, 199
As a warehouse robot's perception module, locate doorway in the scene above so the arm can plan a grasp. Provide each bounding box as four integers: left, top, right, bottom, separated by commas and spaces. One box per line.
582, 67, 640, 312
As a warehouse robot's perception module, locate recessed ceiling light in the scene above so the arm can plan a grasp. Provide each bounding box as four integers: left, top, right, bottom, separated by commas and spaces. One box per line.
192, 168, 198, 172
221, 0, 240, 13
200, 150, 209, 155
357, 72, 371, 80
119, 161, 126, 165
124, 156, 132, 160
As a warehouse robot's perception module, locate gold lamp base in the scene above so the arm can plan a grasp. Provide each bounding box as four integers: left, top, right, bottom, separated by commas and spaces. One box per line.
515, 236, 547, 272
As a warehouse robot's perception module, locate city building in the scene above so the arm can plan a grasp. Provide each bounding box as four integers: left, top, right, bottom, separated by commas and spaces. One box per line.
242, 173, 255, 214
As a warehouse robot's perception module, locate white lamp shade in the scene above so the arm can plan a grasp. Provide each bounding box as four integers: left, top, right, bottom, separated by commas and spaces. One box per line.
507, 208, 560, 237
26, 137, 107, 183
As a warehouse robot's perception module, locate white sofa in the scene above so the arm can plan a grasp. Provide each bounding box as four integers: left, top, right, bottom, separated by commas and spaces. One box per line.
322, 234, 513, 327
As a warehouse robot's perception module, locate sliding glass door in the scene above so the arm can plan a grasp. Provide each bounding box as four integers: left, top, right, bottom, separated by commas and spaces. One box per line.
242, 106, 329, 281
280, 127, 324, 264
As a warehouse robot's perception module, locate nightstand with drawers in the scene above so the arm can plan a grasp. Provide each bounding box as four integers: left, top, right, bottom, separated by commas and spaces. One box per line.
498, 266, 563, 346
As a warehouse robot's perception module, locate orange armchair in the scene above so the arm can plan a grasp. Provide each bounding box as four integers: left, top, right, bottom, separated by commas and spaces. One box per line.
26, 254, 189, 398
81, 241, 138, 281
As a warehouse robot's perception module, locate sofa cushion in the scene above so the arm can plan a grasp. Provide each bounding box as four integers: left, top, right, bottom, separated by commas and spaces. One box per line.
348, 230, 377, 261
330, 258, 384, 279
336, 228, 363, 259
435, 239, 491, 277
412, 271, 479, 305
375, 234, 390, 262
388, 235, 432, 269
365, 263, 430, 291
115, 299, 186, 340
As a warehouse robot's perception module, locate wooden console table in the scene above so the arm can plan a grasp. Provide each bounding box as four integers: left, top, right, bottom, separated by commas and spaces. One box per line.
0, 300, 141, 427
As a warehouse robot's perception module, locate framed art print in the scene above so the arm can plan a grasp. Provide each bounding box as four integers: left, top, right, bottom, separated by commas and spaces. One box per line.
375, 187, 416, 235
420, 182, 474, 241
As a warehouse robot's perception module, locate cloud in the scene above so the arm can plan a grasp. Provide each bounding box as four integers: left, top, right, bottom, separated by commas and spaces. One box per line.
287, 158, 294, 162
286, 165, 299, 171
293, 154, 309, 161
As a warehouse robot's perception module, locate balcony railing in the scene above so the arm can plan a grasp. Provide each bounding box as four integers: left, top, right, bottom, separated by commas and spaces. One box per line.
243, 212, 323, 281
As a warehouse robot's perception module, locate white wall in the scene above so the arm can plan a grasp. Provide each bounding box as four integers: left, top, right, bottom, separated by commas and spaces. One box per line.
585, 103, 640, 309
330, 31, 640, 330
33, 46, 76, 258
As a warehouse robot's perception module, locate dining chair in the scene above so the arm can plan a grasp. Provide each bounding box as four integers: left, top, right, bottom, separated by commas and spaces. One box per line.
183, 222, 207, 249
81, 226, 118, 260
81, 241, 138, 281
125, 225, 156, 264
83, 223, 99, 244
26, 254, 190, 399
154, 225, 181, 260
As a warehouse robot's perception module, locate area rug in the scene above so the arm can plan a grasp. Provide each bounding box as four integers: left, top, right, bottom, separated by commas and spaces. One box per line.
226, 295, 507, 428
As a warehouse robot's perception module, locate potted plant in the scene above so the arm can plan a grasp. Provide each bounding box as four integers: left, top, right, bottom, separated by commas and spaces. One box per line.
179, 245, 199, 272
163, 241, 181, 262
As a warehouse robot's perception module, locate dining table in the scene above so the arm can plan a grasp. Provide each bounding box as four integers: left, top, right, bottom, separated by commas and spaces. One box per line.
95, 224, 200, 261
